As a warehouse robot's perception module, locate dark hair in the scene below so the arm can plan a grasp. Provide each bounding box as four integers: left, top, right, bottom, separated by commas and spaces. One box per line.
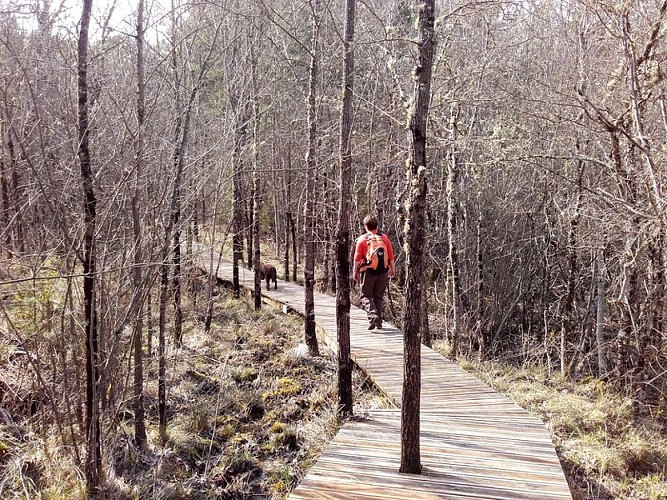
363, 215, 378, 231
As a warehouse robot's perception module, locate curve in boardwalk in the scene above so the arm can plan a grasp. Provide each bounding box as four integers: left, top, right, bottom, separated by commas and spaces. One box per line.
191, 245, 572, 499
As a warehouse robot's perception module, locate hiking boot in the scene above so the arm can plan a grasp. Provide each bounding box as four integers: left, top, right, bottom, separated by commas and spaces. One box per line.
375, 320, 383, 329
367, 323, 376, 330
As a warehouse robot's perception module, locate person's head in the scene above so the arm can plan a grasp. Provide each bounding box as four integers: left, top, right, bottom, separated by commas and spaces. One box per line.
363, 215, 379, 232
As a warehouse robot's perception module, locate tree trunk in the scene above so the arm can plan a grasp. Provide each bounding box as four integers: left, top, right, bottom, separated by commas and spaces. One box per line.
231, 98, 248, 299
283, 146, 292, 282
291, 212, 298, 283
595, 246, 607, 377
251, 39, 262, 310
446, 103, 460, 358
132, 0, 147, 449
146, 291, 153, 356
158, 256, 168, 443
284, 211, 291, 281
336, 0, 356, 417
421, 290, 431, 348
303, 0, 321, 357
476, 195, 485, 360
400, 0, 435, 475
245, 197, 253, 269
560, 165, 583, 376
0, 140, 12, 258
170, 15, 184, 347
77, 0, 102, 489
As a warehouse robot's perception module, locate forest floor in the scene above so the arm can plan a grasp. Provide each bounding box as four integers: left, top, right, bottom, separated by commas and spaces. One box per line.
2, 266, 666, 499
0, 286, 391, 499
431, 343, 667, 500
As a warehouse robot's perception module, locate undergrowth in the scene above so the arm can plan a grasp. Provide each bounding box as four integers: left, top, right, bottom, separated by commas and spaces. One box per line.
0, 284, 383, 499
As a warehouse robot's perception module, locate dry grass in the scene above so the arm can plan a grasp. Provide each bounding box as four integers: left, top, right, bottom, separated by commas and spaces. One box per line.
442, 350, 667, 500
1, 280, 386, 499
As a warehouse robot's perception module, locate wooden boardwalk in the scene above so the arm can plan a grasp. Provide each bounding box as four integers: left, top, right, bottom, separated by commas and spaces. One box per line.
191, 245, 572, 499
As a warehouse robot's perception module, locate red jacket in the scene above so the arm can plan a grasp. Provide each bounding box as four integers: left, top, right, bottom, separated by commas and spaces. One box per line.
354, 231, 395, 266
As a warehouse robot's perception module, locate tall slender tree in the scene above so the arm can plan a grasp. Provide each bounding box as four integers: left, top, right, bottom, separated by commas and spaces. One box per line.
251, 30, 262, 310
303, 0, 321, 357
132, 0, 147, 449
400, 0, 436, 475
335, 0, 356, 416
77, 0, 102, 490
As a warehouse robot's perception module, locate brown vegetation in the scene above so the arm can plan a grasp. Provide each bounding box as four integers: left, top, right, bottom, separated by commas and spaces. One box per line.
0, 282, 384, 498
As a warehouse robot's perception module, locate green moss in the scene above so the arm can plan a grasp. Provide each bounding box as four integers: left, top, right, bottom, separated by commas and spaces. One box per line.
270, 421, 287, 434
222, 448, 257, 475
277, 377, 301, 397
234, 367, 258, 383
215, 423, 235, 440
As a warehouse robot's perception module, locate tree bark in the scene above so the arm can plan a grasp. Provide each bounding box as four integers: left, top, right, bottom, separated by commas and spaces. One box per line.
0, 118, 12, 257
446, 103, 460, 358
560, 165, 583, 376
231, 97, 248, 299
595, 246, 607, 377
400, 0, 435, 475
77, 0, 102, 490
303, 0, 321, 357
336, 0, 356, 417
132, 0, 147, 449
251, 37, 262, 310
476, 192, 485, 360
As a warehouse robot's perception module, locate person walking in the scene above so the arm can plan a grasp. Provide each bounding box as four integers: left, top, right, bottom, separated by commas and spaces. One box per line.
353, 215, 396, 330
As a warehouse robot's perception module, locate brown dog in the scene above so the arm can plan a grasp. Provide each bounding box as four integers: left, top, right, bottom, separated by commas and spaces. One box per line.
258, 262, 277, 290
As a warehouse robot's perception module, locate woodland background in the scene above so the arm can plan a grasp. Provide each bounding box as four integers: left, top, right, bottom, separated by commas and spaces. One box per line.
0, 0, 666, 497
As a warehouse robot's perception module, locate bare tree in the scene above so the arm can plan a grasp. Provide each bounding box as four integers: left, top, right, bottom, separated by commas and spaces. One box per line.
401, 0, 435, 475
77, 0, 102, 490
335, 0, 356, 416
251, 29, 262, 310
132, 0, 147, 449
303, 0, 321, 357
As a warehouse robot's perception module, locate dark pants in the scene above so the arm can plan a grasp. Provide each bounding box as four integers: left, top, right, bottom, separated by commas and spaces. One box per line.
360, 271, 390, 326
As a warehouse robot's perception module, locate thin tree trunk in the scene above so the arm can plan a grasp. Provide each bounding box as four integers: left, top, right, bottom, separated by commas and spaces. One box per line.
77, 0, 102, 489
336, 0, 355, 416
595, 246, 607, 377
170, 7, 184, 347
251, 39, 262, 310
158, 256, 168, 443
446, 103, 460, 358
7, 135, 23, 253
400, 0, 435, 475
561, 166, 583, 376
283, 145, 292, 282
132, 0, 147, 448
284, 210, 290, 281
421, 290, 431, 347
245, 197, 253, 269
146, 291, 153, 355
303, 0, 321, 357
0, 133, 12, 257
231, 98, 247, 299
476, 195, 485, 360
291, 212, 298, 283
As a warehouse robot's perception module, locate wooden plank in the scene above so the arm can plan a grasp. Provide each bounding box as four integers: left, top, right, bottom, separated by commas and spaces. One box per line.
190, 246, 572, 499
